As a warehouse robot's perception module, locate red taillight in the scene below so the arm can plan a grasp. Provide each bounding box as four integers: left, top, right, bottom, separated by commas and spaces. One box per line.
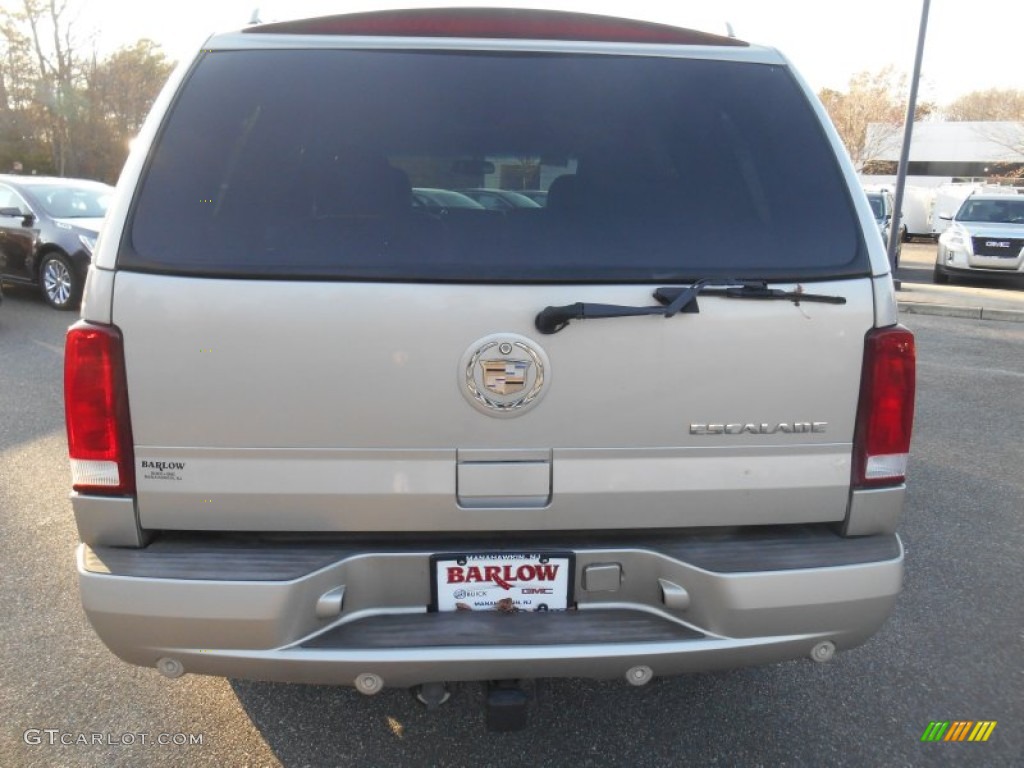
64, 321, 135, 495
852, 326, 916, 488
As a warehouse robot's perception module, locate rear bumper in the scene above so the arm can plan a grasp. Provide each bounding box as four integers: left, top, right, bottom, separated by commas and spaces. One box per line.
77, 528, 903, 688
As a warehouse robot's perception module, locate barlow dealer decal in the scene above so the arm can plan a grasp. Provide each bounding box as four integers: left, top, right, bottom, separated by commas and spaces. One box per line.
139, 460, 185, 482
433, 553, 573, 612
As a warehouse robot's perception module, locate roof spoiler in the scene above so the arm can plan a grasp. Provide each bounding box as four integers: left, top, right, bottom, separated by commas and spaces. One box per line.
245, 8, 749, 47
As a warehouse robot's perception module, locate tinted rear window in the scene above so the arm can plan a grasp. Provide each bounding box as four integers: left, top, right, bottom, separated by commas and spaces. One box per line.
127, 50, 866, 282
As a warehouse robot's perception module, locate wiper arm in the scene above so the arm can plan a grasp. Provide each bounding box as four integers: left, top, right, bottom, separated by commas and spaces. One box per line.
534, 278, 718, 335
535, 279, 847, 335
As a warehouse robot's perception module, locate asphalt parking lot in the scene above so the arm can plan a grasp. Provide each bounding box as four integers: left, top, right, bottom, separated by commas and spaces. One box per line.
1, 261, 1022, 767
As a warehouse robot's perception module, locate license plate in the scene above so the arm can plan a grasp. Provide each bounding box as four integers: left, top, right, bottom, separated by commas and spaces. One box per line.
431, 552, 574, 612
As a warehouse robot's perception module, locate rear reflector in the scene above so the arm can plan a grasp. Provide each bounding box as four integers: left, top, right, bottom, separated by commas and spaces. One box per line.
246, 8, 748, 47
853, 326, 916, 488
64, 321, 135, 495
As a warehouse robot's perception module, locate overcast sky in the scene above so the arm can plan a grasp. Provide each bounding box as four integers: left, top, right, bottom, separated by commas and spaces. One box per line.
81, 0, 1023, 105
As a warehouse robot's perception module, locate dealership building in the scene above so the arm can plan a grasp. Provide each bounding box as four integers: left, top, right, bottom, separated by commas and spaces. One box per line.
862, 121, 1023, 186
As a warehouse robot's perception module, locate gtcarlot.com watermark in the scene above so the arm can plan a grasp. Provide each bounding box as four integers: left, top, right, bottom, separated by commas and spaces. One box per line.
24, 729, 204, 747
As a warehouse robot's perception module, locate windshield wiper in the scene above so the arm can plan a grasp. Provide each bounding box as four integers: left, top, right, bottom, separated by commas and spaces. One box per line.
654, 282, 847, 307
535, 280, 845, 335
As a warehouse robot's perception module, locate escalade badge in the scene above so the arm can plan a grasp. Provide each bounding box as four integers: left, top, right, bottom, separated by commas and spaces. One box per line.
460, 334, 550, 417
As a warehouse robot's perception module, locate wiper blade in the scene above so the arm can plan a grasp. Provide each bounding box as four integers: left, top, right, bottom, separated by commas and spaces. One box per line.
535, 278, 719, 335
654, 282, 847, 307
535, 279, 847, 335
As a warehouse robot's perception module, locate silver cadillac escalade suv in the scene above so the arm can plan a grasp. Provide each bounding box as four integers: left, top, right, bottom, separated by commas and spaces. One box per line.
65, 8, 915, 724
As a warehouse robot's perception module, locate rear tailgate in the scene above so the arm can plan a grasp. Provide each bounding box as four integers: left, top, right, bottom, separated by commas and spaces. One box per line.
112, 43, 877, 534
116, 275, 870, 532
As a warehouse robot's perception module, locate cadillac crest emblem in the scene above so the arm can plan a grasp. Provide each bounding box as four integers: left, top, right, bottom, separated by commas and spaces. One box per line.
481, 359, 530, 395
459, 334, 549, 417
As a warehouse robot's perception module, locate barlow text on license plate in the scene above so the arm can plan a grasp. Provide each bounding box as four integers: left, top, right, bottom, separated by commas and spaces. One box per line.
433, 553, 573, 612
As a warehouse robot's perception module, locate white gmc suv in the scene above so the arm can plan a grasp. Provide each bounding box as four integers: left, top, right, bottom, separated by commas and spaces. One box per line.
65, 8, 915, 728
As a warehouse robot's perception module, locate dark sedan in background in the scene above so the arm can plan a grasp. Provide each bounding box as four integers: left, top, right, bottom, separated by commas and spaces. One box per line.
0, 175, 113, 309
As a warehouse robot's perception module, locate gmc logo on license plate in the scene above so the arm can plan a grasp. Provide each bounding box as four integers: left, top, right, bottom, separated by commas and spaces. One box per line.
985, 241, 1011, 248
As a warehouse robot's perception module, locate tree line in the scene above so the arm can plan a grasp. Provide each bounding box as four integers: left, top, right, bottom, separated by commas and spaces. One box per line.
1, 0, 173, 183
819, 68, 1024, 174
